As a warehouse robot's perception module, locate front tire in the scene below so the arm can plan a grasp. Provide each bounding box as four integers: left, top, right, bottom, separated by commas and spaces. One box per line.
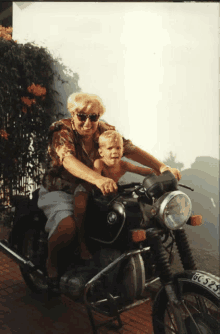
153, 277, 220, 334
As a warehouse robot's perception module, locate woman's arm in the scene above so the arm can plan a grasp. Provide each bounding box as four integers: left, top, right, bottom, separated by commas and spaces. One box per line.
63, 155, 117, 194
125, 147, 181, 180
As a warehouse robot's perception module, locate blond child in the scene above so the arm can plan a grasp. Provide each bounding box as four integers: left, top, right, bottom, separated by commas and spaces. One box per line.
94, 130, 156, 188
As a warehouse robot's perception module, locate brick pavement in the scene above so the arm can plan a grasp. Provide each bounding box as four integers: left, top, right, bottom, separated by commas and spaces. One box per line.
0, 227, 156, 334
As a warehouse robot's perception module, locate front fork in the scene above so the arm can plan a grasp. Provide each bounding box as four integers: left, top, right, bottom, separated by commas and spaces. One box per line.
174, 228, 197, 270
149, 228, 195, 334
174, 229, 208, 315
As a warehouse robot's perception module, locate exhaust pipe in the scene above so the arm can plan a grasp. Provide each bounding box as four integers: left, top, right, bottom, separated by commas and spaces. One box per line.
0, 239, 45, 279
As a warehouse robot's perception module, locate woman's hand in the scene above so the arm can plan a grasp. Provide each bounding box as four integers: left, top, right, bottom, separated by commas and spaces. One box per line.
159, 166, 182, 181
95, 177, 118, 196
152, 169, 160, 176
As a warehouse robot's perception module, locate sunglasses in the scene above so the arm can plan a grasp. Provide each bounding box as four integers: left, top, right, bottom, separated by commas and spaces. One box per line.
76, 113, 100, 122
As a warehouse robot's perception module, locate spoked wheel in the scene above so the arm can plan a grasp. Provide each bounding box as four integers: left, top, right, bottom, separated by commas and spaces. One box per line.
153, 280, 220, 334
19, 229, 49, 294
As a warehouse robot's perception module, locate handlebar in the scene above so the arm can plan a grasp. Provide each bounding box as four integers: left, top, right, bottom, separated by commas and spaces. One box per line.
178, 183, 194, 191
94, 172, 194, 206
117, 182, 141, 191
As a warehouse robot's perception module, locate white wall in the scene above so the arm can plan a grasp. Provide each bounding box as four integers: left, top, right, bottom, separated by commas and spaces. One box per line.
13, 2, 219, 169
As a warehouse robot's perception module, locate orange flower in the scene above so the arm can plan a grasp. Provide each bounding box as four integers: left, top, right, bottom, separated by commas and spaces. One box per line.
0, 129, 9, 140
22, 107, 27, 114
21, 97, 36, 106
5, 27, 13, 33
0, 26, 12, 41
27, 83, 46, 97
0, 33, 12, 41
0, 26, 12, 33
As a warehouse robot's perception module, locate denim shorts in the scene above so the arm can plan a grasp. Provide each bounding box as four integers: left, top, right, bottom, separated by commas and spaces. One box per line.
37, 183, 91, 239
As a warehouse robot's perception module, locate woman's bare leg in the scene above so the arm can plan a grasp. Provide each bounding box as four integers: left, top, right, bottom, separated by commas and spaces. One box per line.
47, 215, 77, 278
74, 192, 92, 260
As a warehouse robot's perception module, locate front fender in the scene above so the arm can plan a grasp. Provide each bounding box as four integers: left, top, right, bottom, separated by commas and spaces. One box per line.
152, 270, 220, 316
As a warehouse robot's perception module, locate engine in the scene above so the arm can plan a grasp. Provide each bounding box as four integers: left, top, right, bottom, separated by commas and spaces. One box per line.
59, 248, 145, 303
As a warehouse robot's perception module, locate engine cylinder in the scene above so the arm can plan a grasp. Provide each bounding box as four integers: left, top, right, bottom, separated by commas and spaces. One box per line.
120, 253, 145, 302
60, 267, 95, 299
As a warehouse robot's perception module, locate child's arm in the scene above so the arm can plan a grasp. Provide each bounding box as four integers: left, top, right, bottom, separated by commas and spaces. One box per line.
122, 161, 157, 176
93, 159, 104, 175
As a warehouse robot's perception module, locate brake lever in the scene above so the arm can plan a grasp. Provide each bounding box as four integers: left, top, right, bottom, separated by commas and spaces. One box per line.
178, 183, 194, 191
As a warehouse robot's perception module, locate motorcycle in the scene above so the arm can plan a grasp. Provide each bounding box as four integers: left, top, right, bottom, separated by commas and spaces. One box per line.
0, 171, 219, 334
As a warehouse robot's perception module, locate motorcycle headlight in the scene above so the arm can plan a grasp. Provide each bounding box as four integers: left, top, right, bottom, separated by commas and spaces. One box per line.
158, 191, 192, 230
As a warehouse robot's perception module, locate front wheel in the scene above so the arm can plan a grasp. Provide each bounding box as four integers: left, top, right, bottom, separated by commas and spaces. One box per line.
153, 275, 220, 334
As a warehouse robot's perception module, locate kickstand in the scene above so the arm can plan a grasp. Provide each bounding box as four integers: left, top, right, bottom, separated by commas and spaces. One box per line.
106, 293, 123, 328
86, 305, 98, 334
85, 293, 123, 334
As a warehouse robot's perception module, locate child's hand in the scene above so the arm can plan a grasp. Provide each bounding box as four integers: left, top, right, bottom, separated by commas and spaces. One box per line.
95, 177, 118, 196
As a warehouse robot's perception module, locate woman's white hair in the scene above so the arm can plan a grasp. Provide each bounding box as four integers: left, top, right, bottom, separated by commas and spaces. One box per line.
67, 92, 106, 117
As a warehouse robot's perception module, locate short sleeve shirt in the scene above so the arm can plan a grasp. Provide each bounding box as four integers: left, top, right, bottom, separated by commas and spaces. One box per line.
42, 118, 136, 193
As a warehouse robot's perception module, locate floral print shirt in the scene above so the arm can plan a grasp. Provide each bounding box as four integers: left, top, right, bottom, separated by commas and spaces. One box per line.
42, 118, 136, 193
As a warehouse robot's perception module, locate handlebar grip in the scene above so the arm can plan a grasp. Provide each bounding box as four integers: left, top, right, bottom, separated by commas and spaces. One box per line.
92, 187, 103, 197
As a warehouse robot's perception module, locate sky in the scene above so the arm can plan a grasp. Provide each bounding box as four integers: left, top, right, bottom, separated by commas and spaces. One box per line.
13, 2, 219, 169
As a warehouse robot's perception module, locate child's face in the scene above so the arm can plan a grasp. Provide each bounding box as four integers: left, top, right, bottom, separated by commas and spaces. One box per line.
99, 137, 123, 166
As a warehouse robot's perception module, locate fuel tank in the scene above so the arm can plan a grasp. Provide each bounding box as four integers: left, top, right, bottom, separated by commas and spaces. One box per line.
85, 192, 143, 244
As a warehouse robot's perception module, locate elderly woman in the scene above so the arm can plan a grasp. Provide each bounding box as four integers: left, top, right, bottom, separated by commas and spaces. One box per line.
38, 92, 181, 280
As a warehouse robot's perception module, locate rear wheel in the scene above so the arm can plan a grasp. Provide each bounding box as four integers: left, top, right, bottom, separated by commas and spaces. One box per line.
153, 280, 220, 334
19, 228, 49, 294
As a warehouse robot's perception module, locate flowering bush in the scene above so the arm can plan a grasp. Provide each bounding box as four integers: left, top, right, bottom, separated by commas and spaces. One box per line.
0, 26, 80, 205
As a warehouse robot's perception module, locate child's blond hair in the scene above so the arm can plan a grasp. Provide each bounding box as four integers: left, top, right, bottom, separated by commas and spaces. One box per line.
99, 130, 123, 148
